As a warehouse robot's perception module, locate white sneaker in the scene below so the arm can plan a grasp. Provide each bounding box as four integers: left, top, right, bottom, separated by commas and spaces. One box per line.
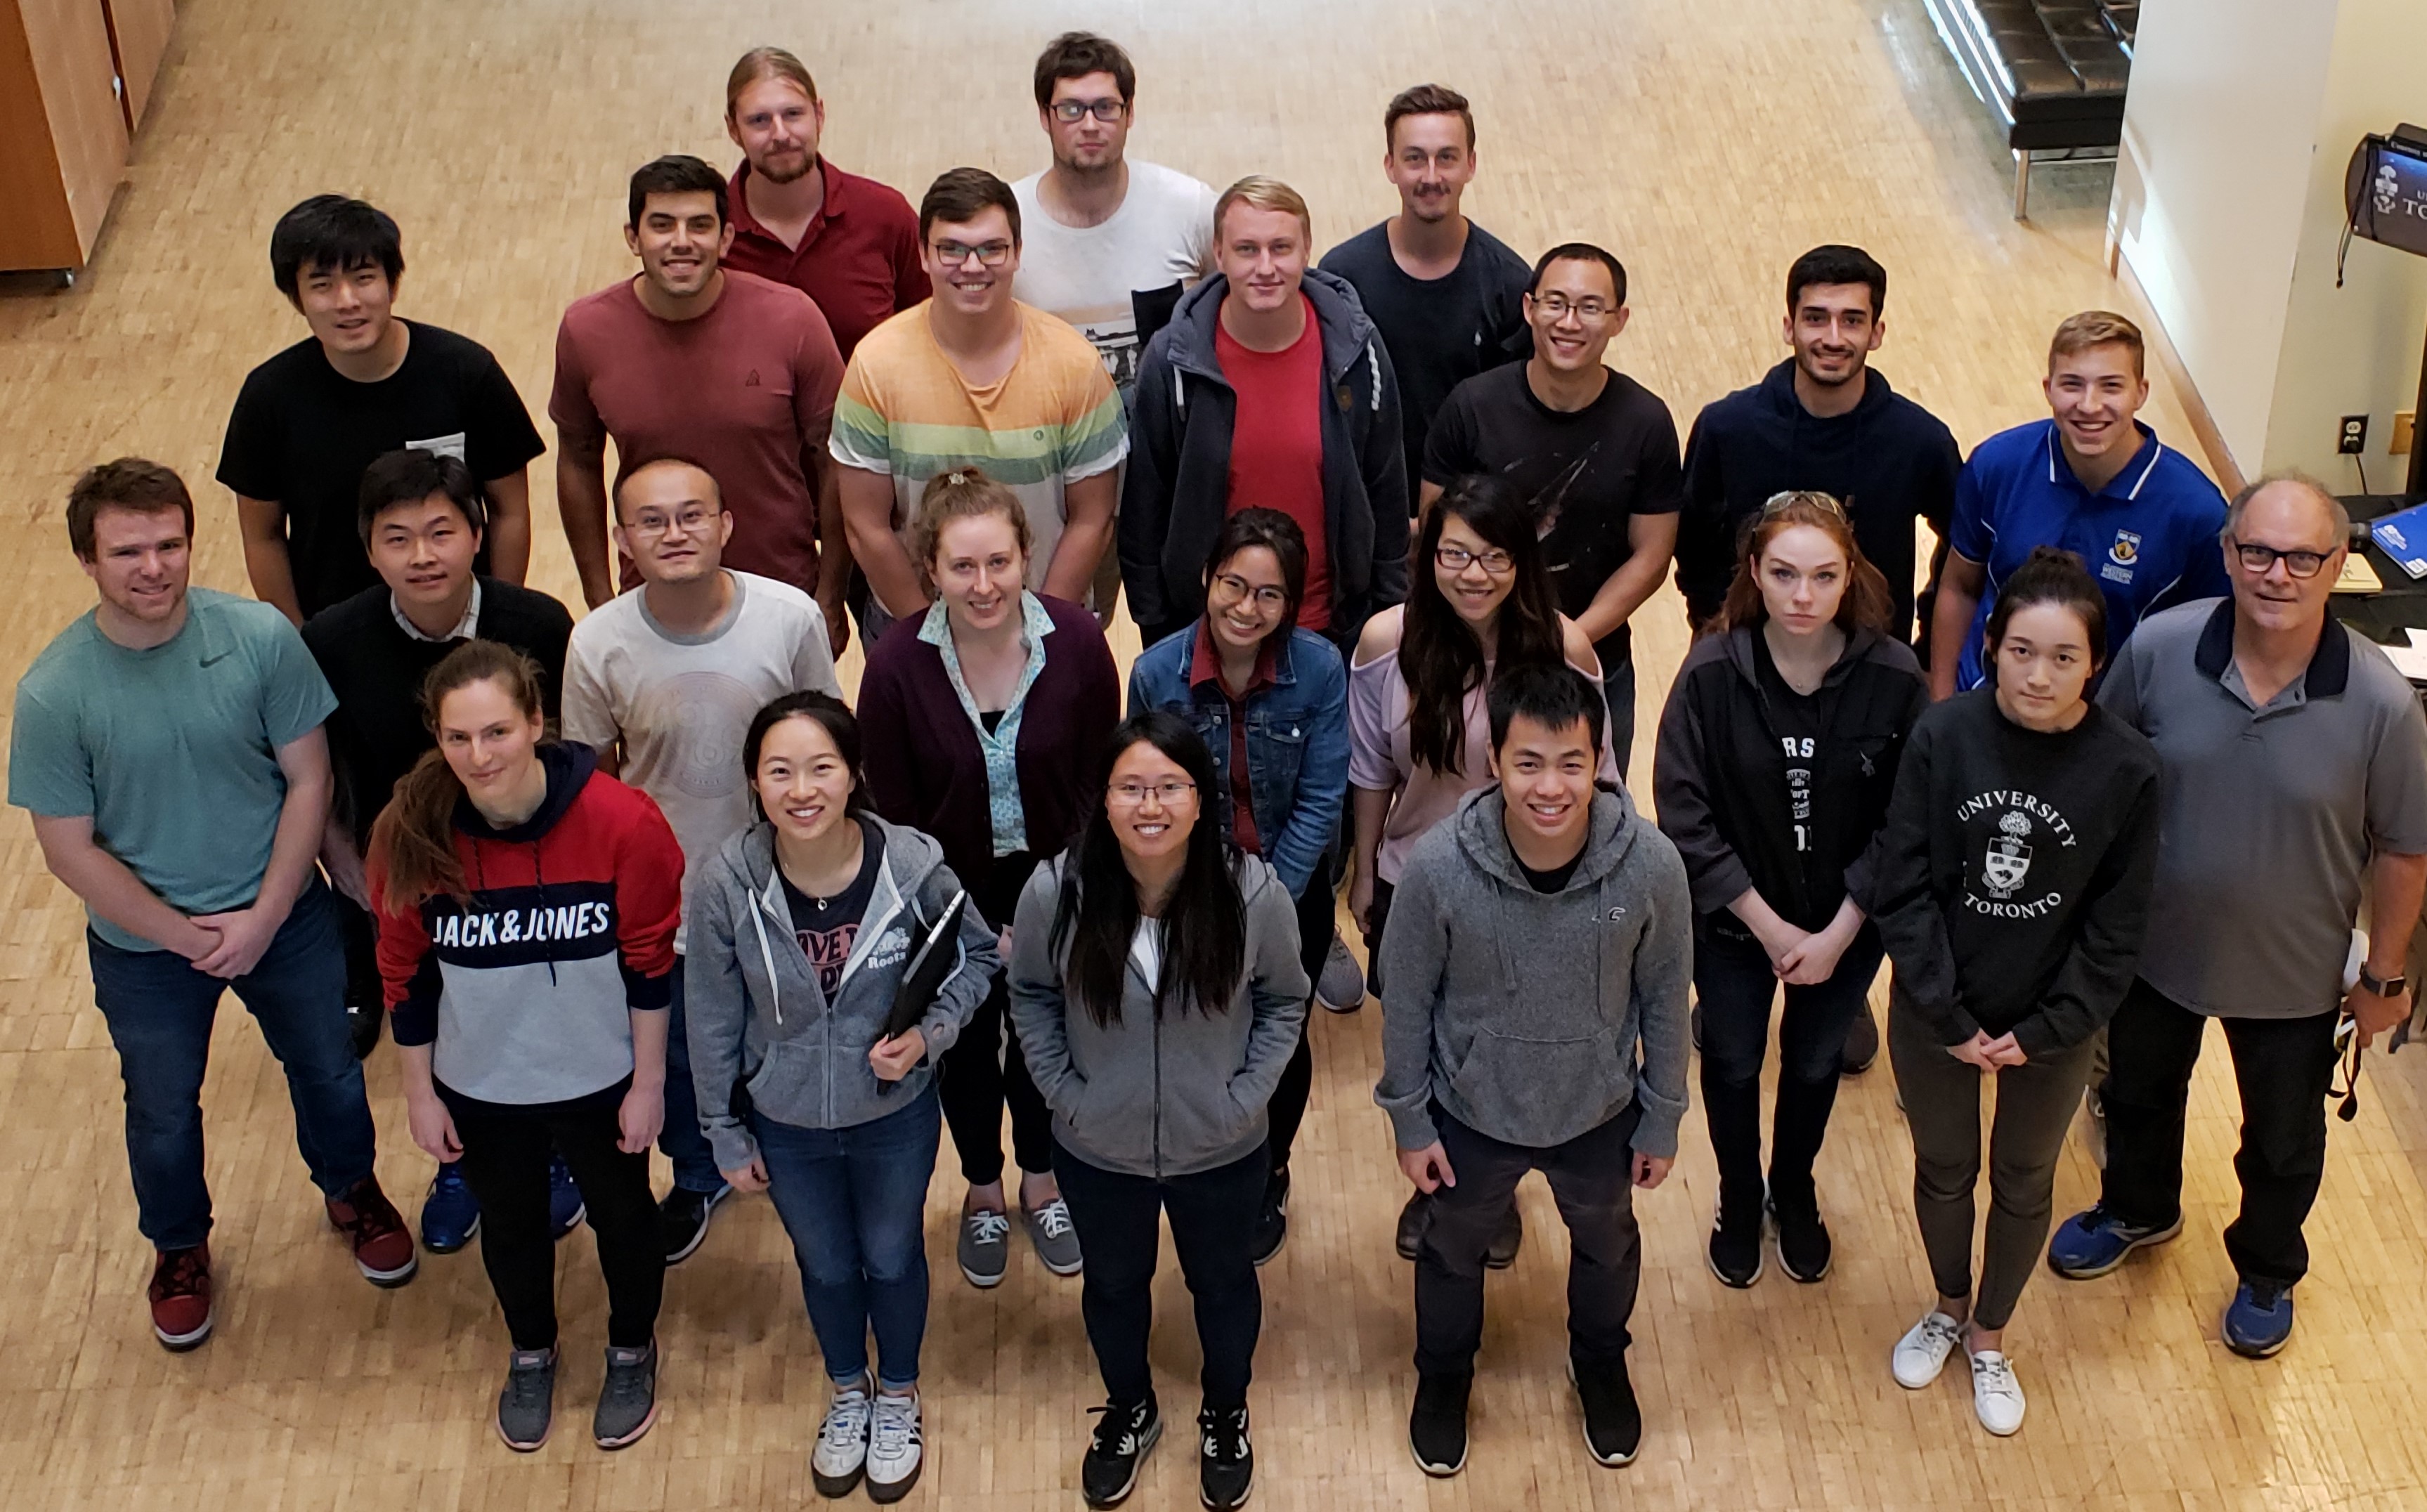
1891, 1310, 1963, 1389
866, 1389, 924, 1502
812, 1376, 872, 1497
1969, 1348, 2026, 1436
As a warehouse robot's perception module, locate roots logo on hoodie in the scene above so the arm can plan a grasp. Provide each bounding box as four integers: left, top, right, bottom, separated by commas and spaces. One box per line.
1954, 790, 2075, 919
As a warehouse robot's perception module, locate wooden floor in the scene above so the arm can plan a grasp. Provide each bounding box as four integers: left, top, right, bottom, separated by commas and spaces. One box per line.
6, 1, 2427, 1508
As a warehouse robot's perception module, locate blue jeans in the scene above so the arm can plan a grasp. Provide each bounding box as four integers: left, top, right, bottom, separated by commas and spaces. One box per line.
753, 1084, 942, 1391
662, 965, 721, 1193
86, 881, 377, 1250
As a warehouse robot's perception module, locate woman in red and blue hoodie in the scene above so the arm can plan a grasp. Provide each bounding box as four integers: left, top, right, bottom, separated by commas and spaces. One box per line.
369, 640, 684, 1455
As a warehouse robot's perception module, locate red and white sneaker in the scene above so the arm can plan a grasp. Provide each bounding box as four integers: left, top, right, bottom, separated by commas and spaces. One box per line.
327, 1176, 419, 1287
149, 1243, 214, 1351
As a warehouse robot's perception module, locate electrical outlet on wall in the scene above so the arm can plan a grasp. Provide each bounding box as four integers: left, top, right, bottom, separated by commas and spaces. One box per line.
2339, 415, 2369, 455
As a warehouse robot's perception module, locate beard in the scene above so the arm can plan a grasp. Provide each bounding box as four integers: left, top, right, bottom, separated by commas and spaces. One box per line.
753, 148, 816, 186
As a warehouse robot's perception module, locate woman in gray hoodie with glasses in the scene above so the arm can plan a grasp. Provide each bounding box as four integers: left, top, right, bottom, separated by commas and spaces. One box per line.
685, 691, 998, 1505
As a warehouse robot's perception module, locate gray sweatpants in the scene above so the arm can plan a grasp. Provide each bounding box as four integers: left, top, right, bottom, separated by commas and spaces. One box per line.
1888, 1002, 2096, 1331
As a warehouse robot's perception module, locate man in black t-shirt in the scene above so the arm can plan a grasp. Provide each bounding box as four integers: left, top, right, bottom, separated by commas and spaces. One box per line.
303, 448, 572, 1248
220, 195, 547, 622
1318, 84, 1530, 512
1424, 243, 1682, 777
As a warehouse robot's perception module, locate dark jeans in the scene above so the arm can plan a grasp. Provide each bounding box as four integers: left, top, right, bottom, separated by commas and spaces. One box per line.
754, 1085, 942, 1391
661, 966, 721, 1193
1053, 1138, 1268, 1412
1603, 652, 1638, 784
86, 881, 377, 1251
1888, 1001, 2095, 1331
1415, 1101, 1643, 1378
939, 973, 1055, 1186
440, 1076, 663, 1350
1360, 876, 1397, 999
1265, 850, 1336, 1185
331, 885, 382, 1012
1695, 916, 1883, 1222
2097, 977, 2340, 1289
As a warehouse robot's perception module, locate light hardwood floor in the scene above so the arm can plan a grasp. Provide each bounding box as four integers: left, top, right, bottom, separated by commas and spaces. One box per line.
6, 1, 2427, 1508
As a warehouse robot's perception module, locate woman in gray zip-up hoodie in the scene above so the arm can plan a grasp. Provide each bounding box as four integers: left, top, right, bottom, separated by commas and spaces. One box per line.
684, 693, 996, 1503
1006, 712, 1308, 1509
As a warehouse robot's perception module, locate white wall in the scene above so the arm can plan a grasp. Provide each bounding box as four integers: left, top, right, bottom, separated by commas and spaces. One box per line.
2109, 0, 2427, 485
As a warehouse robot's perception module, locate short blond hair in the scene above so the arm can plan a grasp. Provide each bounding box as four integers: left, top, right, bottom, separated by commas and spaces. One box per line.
727, 46, 816, 119
2048, 310, 2145, 379
912, 467, 1032, 585
1214, 176, 1312, 246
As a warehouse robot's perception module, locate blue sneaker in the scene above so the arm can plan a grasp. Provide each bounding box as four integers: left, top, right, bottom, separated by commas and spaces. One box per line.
2045, 1206, 2182, 1279
549, 1152, 586, 1241
421, 1162, 481, 1253
2223, 1281, 2295, 1358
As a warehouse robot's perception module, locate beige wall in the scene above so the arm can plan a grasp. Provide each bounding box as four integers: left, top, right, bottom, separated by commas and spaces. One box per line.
2112, 0, 2427, 485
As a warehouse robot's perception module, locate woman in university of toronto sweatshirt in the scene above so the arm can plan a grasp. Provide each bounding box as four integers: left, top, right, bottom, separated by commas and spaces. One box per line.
1869, 546, 2160, 1439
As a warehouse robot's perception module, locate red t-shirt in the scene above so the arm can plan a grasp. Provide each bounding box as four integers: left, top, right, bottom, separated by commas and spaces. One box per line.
724, 159, 931, 361
549, 271, 844, 594
1216, 295, 1331, 630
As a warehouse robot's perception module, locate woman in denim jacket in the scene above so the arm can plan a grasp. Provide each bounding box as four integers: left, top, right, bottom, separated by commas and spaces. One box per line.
1126, 509, 1348, 1265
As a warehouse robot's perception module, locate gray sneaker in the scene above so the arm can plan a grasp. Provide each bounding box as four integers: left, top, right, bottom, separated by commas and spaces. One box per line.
496, 1346, 556, 1452
592, 1340, 659, 1449
1316, 930, 1365, 1012
1025, 1196, 1084, 1275
959, 1208, 1012, 1288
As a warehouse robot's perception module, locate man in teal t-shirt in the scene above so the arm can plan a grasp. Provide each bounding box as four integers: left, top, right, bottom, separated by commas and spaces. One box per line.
8, 460, 415, 1353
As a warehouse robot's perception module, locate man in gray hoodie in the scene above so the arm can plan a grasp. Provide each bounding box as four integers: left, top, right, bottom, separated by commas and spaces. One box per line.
1376, 663, 1691, 1477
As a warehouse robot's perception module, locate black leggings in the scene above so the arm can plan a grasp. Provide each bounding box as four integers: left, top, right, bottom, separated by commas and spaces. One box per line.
440, 1076, 662, 1351
938, 973, 1056, 1186
1263, 852, 1335, 1185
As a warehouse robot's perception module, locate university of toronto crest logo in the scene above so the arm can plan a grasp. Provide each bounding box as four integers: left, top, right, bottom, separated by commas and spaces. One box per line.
1981, 810, 2034, 899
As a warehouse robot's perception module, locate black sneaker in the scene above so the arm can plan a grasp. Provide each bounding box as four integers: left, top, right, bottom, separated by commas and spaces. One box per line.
1769, 1197, 1833, 1284
1484, 1204, 1523, 1270
658, 1182, 732, 1266
1250, 1168, 1289, 1267
1395, 1190, 1431, 1261
1081, 1395, 1161, 1508
593, 1339, 659, 1449
346, 1001, 383, 1061
1570, 1359, 1641, 1466
1707, 1206, 1763, 1289
1408, 1371, 1470, 1476
1197, 1404, 1252, 1509
1840, 1008, 1880, 1076
495, 1345, 556, 1452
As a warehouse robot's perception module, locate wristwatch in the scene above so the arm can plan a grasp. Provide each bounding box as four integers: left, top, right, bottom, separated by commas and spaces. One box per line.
2357, 965, 2408, 997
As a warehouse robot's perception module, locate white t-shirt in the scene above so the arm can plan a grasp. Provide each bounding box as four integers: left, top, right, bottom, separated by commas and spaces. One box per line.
561, 571, 842, 949
1012, 160, 1217, 391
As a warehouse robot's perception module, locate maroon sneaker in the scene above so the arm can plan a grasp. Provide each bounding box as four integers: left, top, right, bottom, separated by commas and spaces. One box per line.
150, 1243, 214, 1351
327, 1176, 419, 1287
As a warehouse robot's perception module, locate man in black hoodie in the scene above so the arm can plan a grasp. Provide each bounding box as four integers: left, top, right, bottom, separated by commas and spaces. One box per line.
1119, 176, 1410, 654
1673, 245, 1962, 647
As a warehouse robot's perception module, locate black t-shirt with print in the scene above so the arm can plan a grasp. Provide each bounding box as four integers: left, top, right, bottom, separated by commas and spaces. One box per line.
779, 819, 885, 997
217, 320, 546, 618
1750, 631, 1836, 884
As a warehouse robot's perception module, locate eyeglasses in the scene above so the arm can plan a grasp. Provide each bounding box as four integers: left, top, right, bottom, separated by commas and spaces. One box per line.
624, 507, 717, 540
2230, 538, 2332, 579
1209, 573, 1290, 611
1107, 779, 1197, 807
1758, 490, 1849, 521
1530, 293, 1615, 321
1050, 98, 1128, 123
932, 240, 1013, 267
1436, 544, 1514, 575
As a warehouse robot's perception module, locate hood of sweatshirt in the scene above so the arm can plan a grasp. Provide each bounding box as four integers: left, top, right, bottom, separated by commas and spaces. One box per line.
1750, 356, 1903, 469
454, 741, 597, 844
1717, 621, 1897, 693
1451, 778, 1643, 897
1158, 266, 1384, 391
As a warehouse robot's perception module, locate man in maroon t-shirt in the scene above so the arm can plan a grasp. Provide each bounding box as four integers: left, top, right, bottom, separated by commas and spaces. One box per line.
551, 155, 847, 630
718, 46, 928, 363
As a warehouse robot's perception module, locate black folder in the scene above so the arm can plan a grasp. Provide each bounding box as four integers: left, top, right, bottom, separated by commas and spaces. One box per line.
877, 890, 970, 1091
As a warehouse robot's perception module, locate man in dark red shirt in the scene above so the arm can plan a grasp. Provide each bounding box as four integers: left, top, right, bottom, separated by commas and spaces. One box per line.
720, 46, 928, 362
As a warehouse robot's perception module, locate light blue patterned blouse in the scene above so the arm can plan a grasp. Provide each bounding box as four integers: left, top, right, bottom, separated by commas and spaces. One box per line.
918, 591, 1056, 857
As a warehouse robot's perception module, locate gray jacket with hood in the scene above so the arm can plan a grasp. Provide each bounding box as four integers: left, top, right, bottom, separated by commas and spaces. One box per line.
1006, 852, 1310, 1179
1375, 785, 1693, 1156
684, 814, 998, 1172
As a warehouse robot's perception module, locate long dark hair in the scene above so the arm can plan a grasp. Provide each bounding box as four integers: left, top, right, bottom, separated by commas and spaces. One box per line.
742, 691, 876, 823
1204, 507, 1309, 647
1403, 475, 1565, 775
370, 640, 547, 908
1050, 713, 1247, 1029
1716, 491, 1894, 635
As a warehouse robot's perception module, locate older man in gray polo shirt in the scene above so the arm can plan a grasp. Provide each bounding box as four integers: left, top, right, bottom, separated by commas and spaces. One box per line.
2044, 473, 2427, 1358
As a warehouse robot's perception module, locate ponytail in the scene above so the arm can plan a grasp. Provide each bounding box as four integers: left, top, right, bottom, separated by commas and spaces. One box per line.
367, 639, 548, 909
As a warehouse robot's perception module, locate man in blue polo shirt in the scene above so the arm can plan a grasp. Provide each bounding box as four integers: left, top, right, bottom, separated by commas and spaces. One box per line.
1927, 311, 2231, 698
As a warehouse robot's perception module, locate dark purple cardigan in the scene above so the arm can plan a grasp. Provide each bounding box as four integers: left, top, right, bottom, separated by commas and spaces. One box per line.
857, 594, 1120, 920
